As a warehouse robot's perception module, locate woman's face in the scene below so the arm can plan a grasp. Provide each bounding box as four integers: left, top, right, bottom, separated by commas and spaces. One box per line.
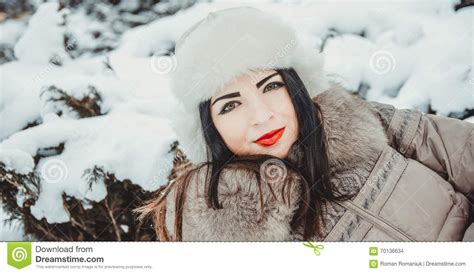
210, 69, 299, 159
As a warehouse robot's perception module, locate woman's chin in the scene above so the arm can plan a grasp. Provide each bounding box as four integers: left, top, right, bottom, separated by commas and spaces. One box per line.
252, 141, 290, 158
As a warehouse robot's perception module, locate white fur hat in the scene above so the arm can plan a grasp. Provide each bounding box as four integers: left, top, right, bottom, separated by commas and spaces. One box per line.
170, 6, 329, 163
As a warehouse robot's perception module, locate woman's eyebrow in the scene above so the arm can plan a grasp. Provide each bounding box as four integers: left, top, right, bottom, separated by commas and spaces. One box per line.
256, 72, 279, 88
211, 92, 241, 106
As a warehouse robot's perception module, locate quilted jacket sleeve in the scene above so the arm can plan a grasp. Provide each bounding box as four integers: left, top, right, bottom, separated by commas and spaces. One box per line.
369, 101, 474, 200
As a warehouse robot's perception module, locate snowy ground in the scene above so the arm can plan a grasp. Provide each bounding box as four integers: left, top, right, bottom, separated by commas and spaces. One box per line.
0, 0, 473, 240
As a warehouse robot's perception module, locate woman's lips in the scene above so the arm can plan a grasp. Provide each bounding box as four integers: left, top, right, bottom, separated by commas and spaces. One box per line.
254, 127, 285, 147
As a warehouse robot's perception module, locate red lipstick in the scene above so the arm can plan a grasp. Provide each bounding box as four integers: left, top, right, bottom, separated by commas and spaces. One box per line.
254, 127, 285, 147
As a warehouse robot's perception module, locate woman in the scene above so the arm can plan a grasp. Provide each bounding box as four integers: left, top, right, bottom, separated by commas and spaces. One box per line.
135, 7, 474, 241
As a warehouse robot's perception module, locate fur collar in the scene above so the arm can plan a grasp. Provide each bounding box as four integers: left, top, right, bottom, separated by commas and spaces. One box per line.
287, 84, 388, 172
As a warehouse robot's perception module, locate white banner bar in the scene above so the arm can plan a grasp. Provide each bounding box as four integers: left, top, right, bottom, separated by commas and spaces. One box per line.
0, 242, 472, 273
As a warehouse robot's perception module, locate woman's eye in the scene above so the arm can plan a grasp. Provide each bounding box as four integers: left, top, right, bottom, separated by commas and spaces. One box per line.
219, 101, 241, 115
263, 81, 285, 93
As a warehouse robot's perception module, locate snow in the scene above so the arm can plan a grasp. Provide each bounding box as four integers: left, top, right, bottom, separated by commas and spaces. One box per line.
120, 224, 129, 233
13, 2, 69, 64
64, 8, 120, 58
0, 148, 35, 175
0, 19, 27, 45
465, 116, 474, 123
319, 3, 473, 114
0, 0, 472, 234
0, 207, 27, 241
1, 111, 176, 223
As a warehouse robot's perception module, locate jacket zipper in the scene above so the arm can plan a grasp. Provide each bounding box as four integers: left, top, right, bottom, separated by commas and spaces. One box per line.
336, 200, 416, 242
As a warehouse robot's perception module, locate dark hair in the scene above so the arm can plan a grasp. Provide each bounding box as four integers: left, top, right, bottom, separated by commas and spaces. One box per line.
136, 67, 353, 241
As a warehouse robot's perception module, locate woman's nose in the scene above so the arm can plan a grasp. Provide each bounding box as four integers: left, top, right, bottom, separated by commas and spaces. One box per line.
249, 96, 274, 125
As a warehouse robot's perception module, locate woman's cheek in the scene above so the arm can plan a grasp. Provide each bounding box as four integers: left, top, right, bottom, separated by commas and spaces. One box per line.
218, 119, 249, 155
